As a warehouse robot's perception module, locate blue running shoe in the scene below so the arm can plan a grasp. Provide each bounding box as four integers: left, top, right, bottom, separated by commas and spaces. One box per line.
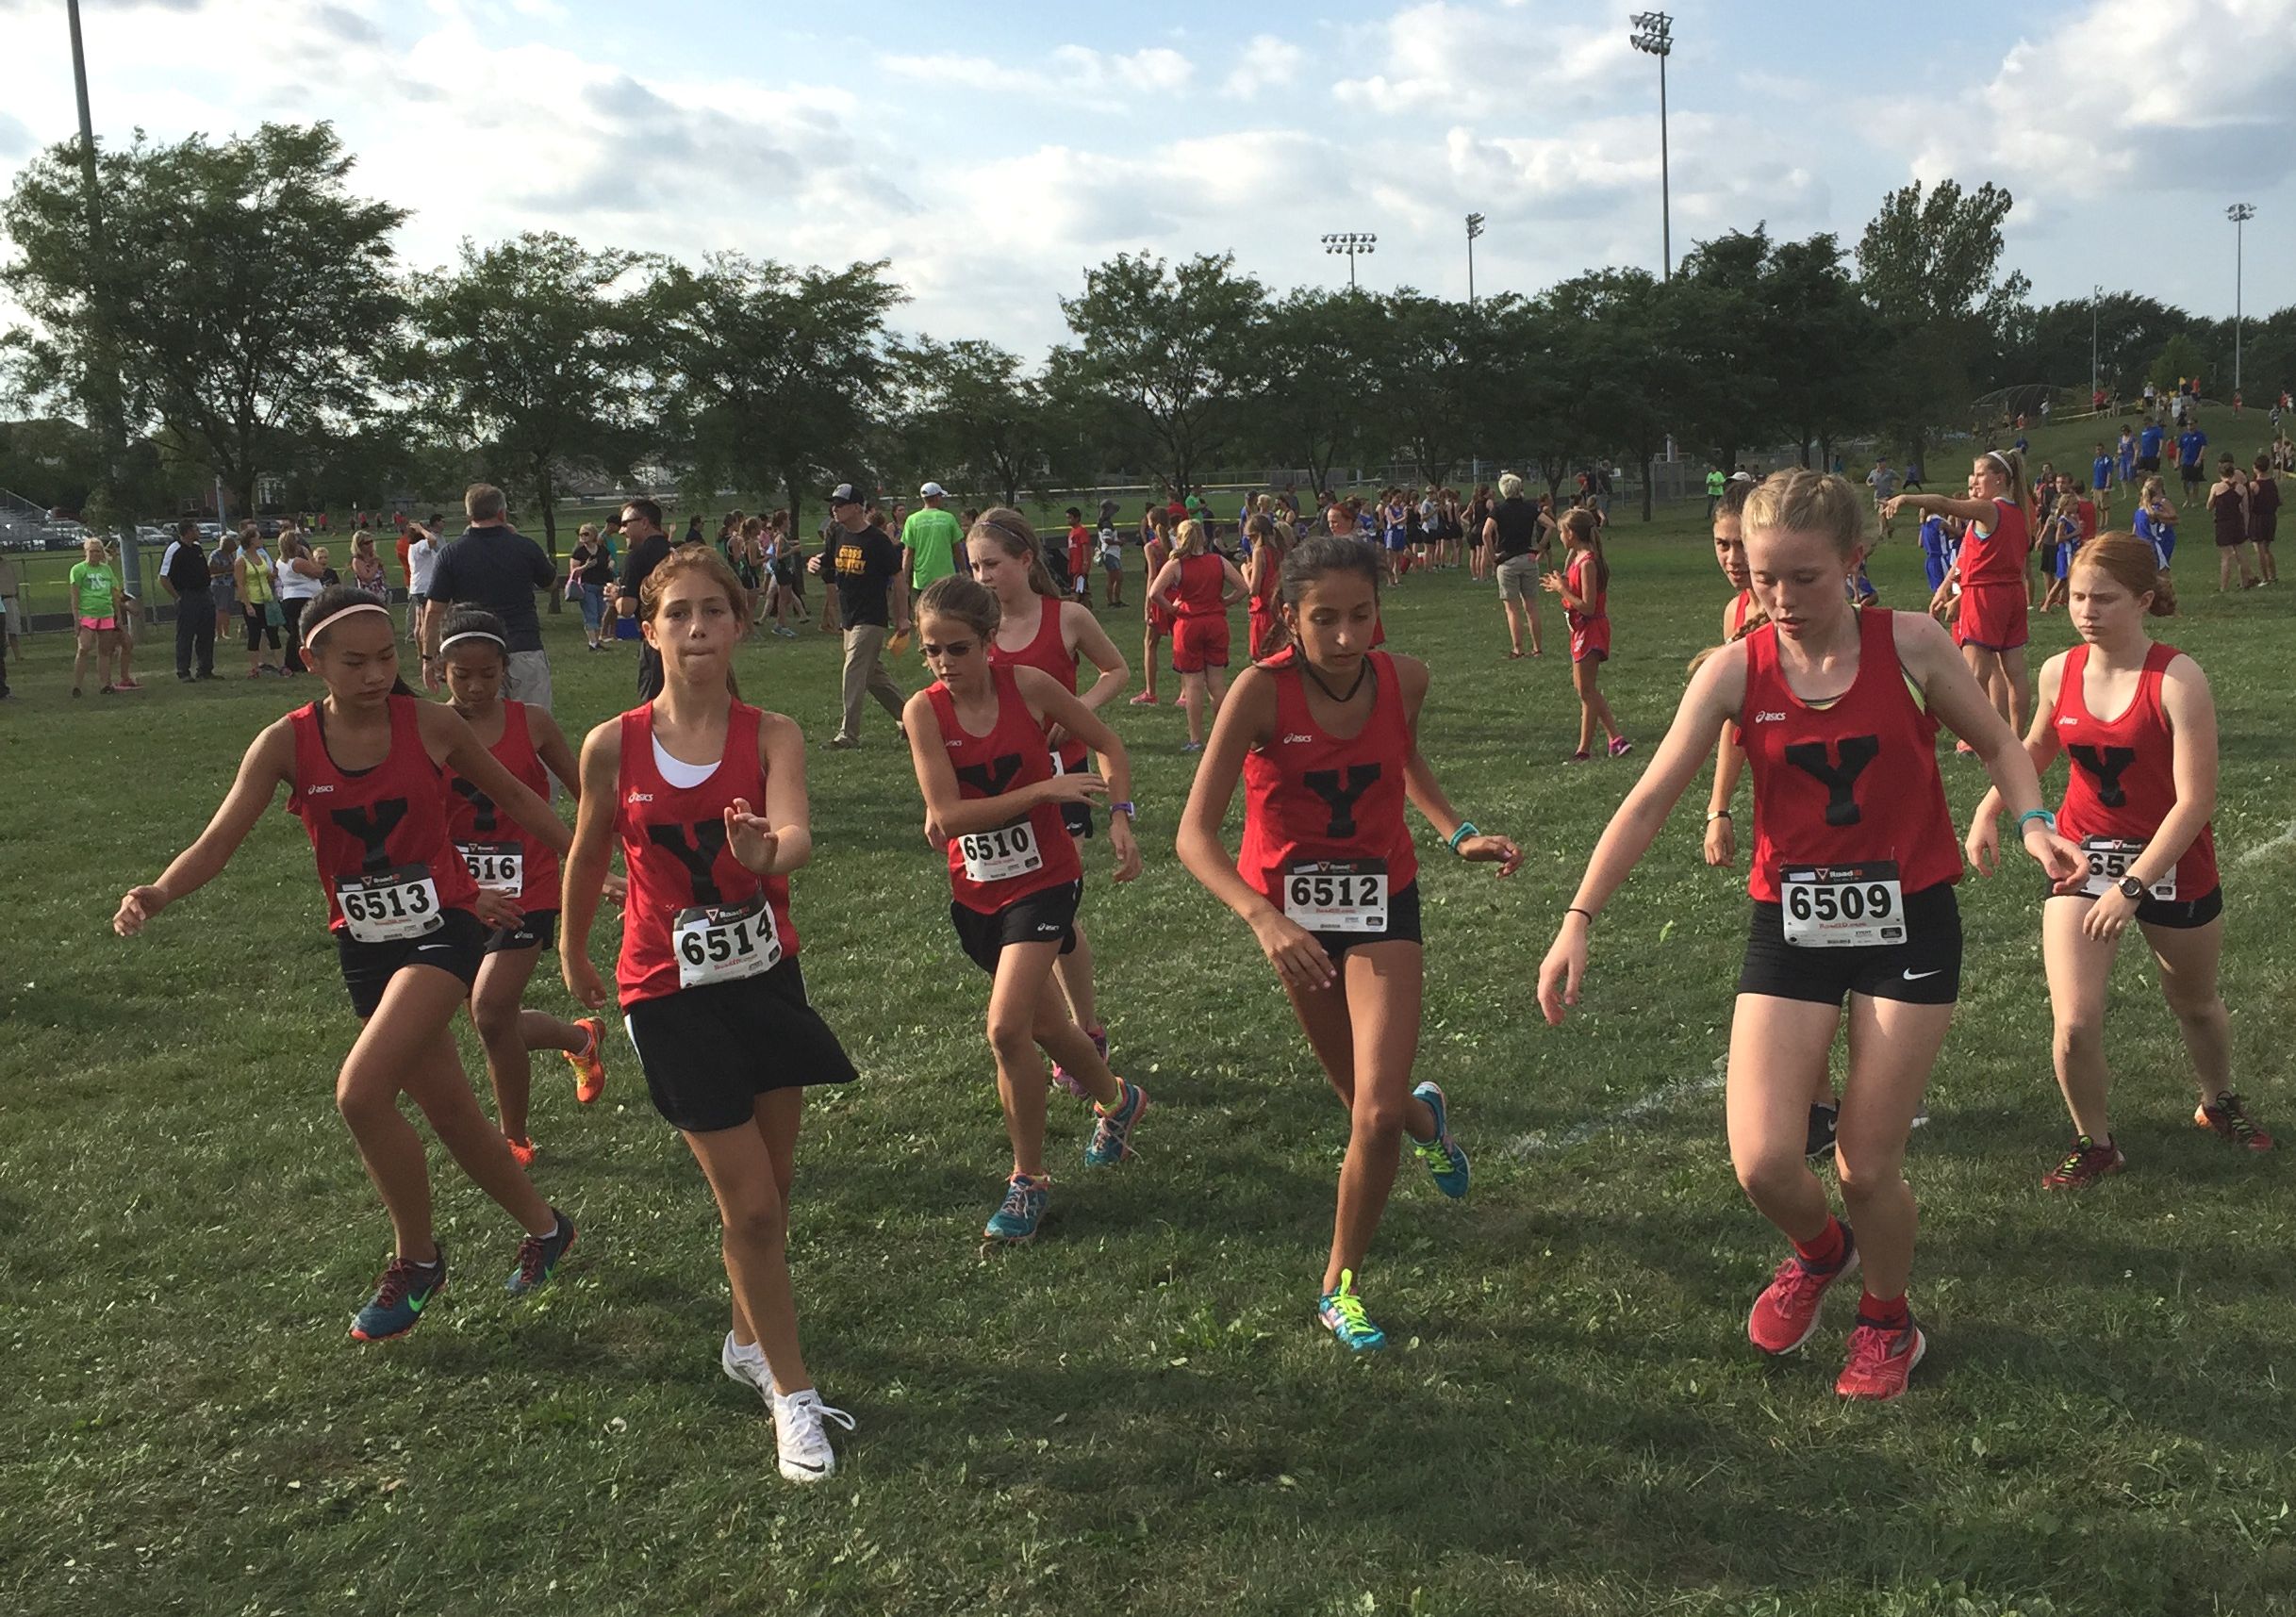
1411, 1081, 1470, 1198
1083, 1081, 1148, 1166
984, 1174, 1049, 1244
351, 1250, 446, 1342
1316, 1270, 1386, 1352
505, 1208, 576, 1296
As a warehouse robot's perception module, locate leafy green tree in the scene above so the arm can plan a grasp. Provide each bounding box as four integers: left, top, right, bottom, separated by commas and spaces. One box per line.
1249, 287, 1381, 495
1364, 290, 1489, 489
1544, 269, 1698, 520
0, 122, 405, 516
1763, 233, 1883, 470
2148, 332, 2208, 395
890, 338, 1076, 508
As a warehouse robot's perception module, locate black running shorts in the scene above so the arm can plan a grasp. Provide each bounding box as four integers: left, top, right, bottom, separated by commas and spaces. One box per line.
484, 907, 558, 955
1306, 880, 1424, 963
336, 907, 487, 1019
621, 959, 858, 1134
1738, 883, 1960, 1006
951, 881, 1082, 975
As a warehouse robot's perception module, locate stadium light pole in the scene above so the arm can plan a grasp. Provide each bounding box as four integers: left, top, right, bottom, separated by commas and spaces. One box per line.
2090, 284, 2103, 407
65, 0, 137, 590
2228, 203, 2255, 394
1322, 231, 1376, 290
1465, 212, 1485, 307
1628, 11, 1673, 281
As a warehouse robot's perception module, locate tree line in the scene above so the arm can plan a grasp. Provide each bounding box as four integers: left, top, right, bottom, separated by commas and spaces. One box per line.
1, 122, 2283, 553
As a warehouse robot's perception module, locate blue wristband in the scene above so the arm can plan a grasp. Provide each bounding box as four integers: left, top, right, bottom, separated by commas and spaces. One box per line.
2017, 808, 2057, 833
1447, 820, 1478, 852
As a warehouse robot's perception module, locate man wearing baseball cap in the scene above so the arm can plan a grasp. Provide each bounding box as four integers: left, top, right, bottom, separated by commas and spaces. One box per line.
824, 482, 909, 748
900, 480, 964, 595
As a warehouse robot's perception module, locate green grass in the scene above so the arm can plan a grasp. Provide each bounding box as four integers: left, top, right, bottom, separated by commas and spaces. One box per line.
5, 444, 2294, 1617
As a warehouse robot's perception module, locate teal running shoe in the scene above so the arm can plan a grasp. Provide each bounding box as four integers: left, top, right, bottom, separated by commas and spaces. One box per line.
984, 1174, 1049, 1244
1317, 1270, 1386, 1352
1411, 1081, 1470, 1198
504, 1208, 577, 1296
351, 1250, 446, 1342
1083, 1081, 1148, 1166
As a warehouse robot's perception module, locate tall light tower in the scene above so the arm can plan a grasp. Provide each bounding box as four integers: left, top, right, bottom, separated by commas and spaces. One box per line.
1464, 212, 1485, 307
1628, 11, 1674, 281
2227, 203, 2255, 394
2090, 283, 2103, 407
1322, 231, 1376, 290
66, 0, 136, 586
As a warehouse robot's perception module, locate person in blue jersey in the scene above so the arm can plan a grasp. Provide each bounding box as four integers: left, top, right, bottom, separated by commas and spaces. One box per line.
2178, 421, 2211, 501
2091, 442, 2116, 521
2117, 426, 2137, 487
2137, 417, 2166, 479
2133, 476, 2179, 580
1919, 509, 1955, 601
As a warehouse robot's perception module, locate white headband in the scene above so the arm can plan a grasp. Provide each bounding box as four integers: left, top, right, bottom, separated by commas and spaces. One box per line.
306, 601, 391, 644
439, 630, 507, 653
1985, 450, 2014, 473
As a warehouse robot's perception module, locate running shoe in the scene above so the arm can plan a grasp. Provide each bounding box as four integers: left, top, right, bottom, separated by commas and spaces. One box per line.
1565, 749, 1591, 764
1747, 1228, 1859, 1355
1050, 1025, 1107, 1098
1805, 1101, 1839, 1163
1410, 1081, 1470, 1198
505, 1135, 537, 1169
983, 1173, 1049, 1243
2195, 1092, 2274, 1151
2041, 1134, 2125, 1189
1608, 735, 1633, 759
1083, 1081, 1148, 1165
351, 1250, 447, 1343
1836, 1315, 1926, 1401
721, 1331, 774, 1408
772, 1387, 856, 1483
564, 1015, 608, 1104
1316, 1270, 1386, 1353
504, 1208, 577, 1295
1127, 693, 1157, 706
1182, 741, 1203, 753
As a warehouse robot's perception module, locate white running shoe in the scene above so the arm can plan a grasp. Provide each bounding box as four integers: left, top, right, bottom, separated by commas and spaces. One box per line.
772, 1387, 856, 1483
720, 1331, 773, 1410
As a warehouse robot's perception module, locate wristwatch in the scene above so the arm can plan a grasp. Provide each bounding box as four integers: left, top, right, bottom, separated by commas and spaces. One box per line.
2117, 874, 2146, 900
1110, 800, 1136, 819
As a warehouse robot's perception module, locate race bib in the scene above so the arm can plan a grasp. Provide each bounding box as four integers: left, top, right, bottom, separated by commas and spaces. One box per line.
1283, 859, 1390, 933
960, 820, 1044, 884
1780, 862, 1905, 949
672, 897, 783, 989
455, 840, 523, 896
2078, 837, 2176, 902
337, 865, 445, 944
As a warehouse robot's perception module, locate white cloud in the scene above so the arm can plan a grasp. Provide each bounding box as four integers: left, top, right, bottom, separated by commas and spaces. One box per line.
1221, 33, 1304, 97
1331, 2, 1633, 117
879, 43, 1193, 101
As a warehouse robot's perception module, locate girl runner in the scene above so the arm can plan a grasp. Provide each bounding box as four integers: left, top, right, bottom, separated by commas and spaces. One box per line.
1151, 518, 1247, 753
971, 508, 1133, 1097
1129, 508, 1174, 708
1537, 471, 2082, 1401
437, 608, 610, 1164
2251, 453, 2281, 585
2206, 458, 2260, 593
1885, 449, 2033, 735
113, 585, 577, 1342
1245, 513, 1292, 662
1176, 534, 1522, 1351
903, 574, 1148, 1246
68, 535, 123, 697
1966, 534, 2270, 1188
560, 546, 860, 1483
2133, 476, 2178, 573
1544, 507, 1629, 761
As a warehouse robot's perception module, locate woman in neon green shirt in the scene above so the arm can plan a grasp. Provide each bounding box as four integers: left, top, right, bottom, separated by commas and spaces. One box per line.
68, 536, 123, 696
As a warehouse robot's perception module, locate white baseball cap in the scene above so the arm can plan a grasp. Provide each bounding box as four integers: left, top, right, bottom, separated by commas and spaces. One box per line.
920, 481, 947, 499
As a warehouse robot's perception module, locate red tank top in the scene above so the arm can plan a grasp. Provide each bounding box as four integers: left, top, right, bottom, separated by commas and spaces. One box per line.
928, 666, 1083, 914
1959, 497, 2028, 589
1237, 649, 1419, 902
1250, 552, 1280, 616
2050, 641, 2218, 897
440, 701, 562, 908
1566, 553, 1607, 630
1174, 553, 1227, 617
1740, 612, 1961, 903
986, 594, 1084, 774
287, 695, 479, 932
1727, 588, 1757, 638
613, 701, 799, 1006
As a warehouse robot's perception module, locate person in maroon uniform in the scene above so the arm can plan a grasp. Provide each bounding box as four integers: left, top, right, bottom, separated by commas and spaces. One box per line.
970, 509, 1131, 1098
903, 574, 1147, 1246
438, 607, 609, 1165
1177, 534, 1523, 1354
1539, 471, 2083, 1402
1887, 450, 2034, 736
1968, 534, 2270, 1187
561, 546, 859, 1484
2250, 451, 2281, 586
113, 585, 577, 1344
1150, 519, 1247, 753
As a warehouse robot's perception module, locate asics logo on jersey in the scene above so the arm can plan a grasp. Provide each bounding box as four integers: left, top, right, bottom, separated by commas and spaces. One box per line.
1304, 764, 1380, 838
449, 776, 500, 833
626, 791, 653, 803
648, 820, 731, 905
1281, 733, 1315, 745
305, 784, 335, 795
2058, 718, 2078, 727
1782, 735, 1879, 828
955, 754, 1025, 798
1752, 711, 1787, 724
330, 800, 410, 874
2067, 743, 2137, 809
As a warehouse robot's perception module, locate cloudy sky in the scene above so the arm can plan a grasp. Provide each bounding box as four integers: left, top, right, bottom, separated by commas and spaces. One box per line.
2, 0, 2292, 360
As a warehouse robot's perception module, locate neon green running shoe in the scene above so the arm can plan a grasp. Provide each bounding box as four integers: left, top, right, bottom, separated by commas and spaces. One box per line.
1316, 1269, 1386, 1353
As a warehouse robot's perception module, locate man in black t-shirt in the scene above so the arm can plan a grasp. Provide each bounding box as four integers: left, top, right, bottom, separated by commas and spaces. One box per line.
616, 496, 673, 701
159, 519, 215, 680
821, 482, 909, 748
421, 483, 558, 708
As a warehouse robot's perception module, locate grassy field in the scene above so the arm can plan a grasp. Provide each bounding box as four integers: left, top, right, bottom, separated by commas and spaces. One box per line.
6, 421, 2294, 1616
